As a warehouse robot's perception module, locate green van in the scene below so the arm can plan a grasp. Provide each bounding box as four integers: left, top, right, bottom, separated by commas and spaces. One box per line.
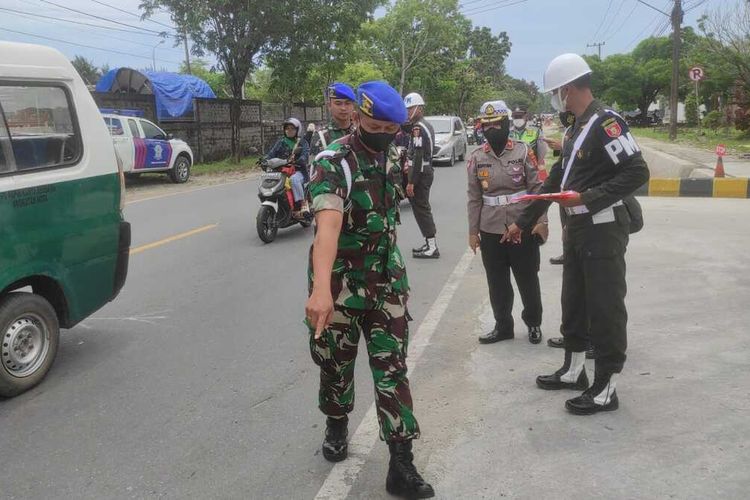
0, 42, 130, 397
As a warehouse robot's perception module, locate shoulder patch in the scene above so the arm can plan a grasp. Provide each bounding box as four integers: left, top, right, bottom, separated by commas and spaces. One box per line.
602, 117, 622, 138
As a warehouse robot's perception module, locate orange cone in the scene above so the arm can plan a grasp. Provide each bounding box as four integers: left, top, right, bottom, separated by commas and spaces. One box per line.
714, 155, 725, 178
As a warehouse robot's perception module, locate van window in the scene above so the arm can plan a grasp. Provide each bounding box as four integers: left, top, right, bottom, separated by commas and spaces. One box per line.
140, 120, 166, 140
0, 114, 14, 174
127, 119, 141, 138
0, 85, 82, 172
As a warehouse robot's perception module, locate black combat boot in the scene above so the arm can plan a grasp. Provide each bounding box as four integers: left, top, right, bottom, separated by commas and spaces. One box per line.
322, 416, 348, 462
565, 370, 619, 415
386, 441, 435, 499
413, 238, 440, 259
528, 326, 543, 344
412, 239, 429, 253
536, 350, 589, 390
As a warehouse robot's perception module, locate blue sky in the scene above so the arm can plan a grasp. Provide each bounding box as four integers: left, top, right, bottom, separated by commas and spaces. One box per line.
0, 0, 727, 84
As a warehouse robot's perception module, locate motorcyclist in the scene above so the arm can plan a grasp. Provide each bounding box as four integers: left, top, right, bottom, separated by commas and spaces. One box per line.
265, 117, 310, 216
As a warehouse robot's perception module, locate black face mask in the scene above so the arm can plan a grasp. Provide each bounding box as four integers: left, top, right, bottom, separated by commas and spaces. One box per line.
483, 121, 510, 155
359, 127, 396, 153
559, 111, 575, 128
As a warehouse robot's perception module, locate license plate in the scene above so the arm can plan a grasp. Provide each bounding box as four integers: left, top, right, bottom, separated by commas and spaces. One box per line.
261, 172, 282, 180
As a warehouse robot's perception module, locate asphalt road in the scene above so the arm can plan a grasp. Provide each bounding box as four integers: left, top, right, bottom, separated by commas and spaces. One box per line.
0, 157, 474, 499
3, 149, 749, 500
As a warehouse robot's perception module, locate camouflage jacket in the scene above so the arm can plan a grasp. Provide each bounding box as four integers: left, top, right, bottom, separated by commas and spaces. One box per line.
308, 134, 408, 310
309, 120, 355, 156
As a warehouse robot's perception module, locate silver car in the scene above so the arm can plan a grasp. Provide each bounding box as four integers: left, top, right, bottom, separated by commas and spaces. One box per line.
425, 115, 469, 166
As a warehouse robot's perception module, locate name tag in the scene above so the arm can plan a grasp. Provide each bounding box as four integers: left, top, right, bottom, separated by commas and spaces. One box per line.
591, 207, 615, 225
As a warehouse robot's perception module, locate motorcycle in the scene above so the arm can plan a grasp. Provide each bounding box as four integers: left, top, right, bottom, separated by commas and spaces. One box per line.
256, 157, 312, 243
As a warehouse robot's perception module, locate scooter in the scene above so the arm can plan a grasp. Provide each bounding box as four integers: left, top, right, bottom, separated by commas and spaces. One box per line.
256, 158, 312, 243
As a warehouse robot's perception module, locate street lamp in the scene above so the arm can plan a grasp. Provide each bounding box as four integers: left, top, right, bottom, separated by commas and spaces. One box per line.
152, 40, 165, 71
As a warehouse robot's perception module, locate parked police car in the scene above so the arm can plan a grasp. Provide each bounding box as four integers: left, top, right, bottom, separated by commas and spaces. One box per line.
101, 110, 193, 183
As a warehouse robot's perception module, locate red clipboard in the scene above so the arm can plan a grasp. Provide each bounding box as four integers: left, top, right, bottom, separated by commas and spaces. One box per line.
513, 191, 579, 203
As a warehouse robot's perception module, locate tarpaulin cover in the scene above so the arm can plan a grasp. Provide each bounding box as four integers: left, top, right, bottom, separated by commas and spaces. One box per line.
96, 68, 216, 120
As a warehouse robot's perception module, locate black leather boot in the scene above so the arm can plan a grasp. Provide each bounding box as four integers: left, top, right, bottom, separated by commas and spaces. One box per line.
412, 239, 429, 253
478, 327, 514, 344
536, 350, 589, 390
386, 441, 435, 499
322, 416, 348, 462
528, 326, 543, 344
565, 370, 619, 415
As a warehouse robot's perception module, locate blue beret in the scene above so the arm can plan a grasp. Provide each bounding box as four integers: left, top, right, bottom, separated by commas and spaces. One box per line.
356, 81, 407, 124
327, 82, 356, 101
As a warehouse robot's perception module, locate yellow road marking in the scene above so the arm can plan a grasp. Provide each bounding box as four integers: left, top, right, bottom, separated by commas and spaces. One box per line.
130, 224, 218, 255
125, 177, 255, 206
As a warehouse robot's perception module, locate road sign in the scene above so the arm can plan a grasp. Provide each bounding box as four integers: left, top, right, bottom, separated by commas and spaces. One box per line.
716, 144, 727, 157
689, 67, 705, 81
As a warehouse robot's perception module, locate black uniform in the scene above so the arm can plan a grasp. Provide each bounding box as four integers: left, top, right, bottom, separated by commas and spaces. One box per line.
407, 119, 437, 239
516, 100, 649, 374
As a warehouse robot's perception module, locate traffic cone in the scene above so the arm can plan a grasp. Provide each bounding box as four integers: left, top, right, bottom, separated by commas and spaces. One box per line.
714, 155, 725, 178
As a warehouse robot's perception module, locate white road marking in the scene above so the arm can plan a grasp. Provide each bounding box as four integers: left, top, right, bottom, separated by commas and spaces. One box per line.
314, 249, 476, 500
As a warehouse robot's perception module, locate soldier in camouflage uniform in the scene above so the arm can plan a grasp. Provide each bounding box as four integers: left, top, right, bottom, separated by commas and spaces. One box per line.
309, 82, 357, 156
305, 81, 434, 499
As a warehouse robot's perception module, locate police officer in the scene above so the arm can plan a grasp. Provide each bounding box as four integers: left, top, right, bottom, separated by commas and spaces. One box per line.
510, 105, 548, 180
305, 81, 434, 498
403, 92, 439, 259
309, 82, 357, 156
504, 54, 650, 415
467, 100, 548, 345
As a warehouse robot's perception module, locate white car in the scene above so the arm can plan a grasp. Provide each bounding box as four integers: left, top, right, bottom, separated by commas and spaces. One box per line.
425, 115, 469, 166
102, 111, 193, 183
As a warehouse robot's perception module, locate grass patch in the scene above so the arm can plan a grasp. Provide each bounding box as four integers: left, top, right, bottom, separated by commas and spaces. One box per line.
632, 127, 750, 155
192, 156, 261, 176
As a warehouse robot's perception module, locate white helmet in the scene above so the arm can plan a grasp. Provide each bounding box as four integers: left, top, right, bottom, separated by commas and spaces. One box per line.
404, 92, 425, 108
283, 117, 302, 132
543, 53, 592, 93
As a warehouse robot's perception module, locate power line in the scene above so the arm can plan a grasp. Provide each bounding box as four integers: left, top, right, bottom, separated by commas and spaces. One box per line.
463, 0, 528, 16
0, 8, 172, 49
461, 0, 516, 14
0, 7, 167, 39
600, 0, 628, 36
591, 0, 615, 42
88, 0, 175, 30
605, 0, 641, 42
0, 27, 181, 65
634, 0, 670, 16
37, 0, 174, 37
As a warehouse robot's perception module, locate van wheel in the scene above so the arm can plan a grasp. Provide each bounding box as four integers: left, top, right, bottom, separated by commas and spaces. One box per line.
449, 150, 456, 167
458, 146, 466, 161
0, 293, 60, 398
170, 155, 191, 184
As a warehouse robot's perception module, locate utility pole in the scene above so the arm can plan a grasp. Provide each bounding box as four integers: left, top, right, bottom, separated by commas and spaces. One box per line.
587, 41, 606, 59
635, 0, 682, 140
669, 0, 683, 141
183, 29, 192, 75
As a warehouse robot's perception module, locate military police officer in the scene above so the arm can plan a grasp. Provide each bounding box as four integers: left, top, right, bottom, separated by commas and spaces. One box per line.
467, 100, 548, 346
504, 54, 650, 415
403, 92, 440, 259
309, 82, 357, 156
305, 81, 435, 498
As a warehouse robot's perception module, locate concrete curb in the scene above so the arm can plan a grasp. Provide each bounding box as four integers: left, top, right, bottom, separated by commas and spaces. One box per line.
634, 177, 750, 198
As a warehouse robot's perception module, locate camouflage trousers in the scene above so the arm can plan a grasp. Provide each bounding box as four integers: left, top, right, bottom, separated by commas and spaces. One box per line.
309, 295, 420, 442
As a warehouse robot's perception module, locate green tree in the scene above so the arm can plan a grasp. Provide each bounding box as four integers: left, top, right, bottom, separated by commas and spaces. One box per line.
71, 55, 101, 86
179, 59, 230, 97
368, 0, 468, 94
339, 61, 385, 88
685, 93, 699, 126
